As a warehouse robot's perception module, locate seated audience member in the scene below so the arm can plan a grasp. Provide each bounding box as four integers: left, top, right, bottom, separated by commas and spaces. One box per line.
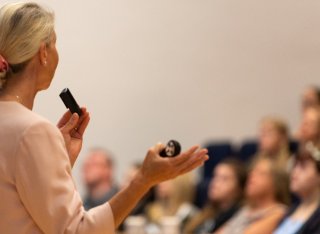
301, 86, 320, 112
82, 148, 119, 210
273, 142, 320, 234
184, 159, 247, 234
215, 157, 290, 234
146, 173, 197, 228
297, 107, 320, 146
257, 117, 290, 169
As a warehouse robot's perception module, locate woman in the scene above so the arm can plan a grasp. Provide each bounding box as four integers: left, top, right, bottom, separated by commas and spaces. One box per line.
297, 107, 320, 146
257, 117, 290, 169
301, 86, 320, 112
146, 173, 197, 228
0, 2, 208, 233
273, 142, 320, 234
184, 159, 247, 234
215, 157, 290, 234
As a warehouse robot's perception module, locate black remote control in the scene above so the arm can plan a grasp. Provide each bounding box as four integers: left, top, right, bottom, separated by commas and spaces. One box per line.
160, 140, 181, 157
59, 88, 82, 116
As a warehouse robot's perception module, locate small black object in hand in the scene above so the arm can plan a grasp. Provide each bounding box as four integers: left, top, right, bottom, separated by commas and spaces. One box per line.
160, 140, 181, 157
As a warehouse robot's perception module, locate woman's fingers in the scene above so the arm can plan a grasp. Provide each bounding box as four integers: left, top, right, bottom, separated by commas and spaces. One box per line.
179, 156, 208, 175
154, 142, 166, 154
57, 110, 72, 128
60, 113, 79, 134
170, 145, 203, 166
58, 107, 90, 135
76, 113, 90, 136
178, 150, 209, 174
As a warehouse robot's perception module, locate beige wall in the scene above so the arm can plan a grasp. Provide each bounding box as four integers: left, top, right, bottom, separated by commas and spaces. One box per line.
2, 0, 320, 195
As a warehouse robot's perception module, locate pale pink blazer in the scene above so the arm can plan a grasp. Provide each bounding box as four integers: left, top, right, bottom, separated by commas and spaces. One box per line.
0, 102, 115, 234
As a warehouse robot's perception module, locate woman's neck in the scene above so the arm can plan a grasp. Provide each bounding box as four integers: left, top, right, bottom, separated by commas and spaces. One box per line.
219, 199, 237, 212
249, 196, 278, 212
0, 71, 38, 110
300, 189, 320, 209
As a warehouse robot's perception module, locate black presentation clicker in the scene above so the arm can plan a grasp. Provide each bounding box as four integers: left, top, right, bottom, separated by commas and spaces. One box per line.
59, 88, 82, 116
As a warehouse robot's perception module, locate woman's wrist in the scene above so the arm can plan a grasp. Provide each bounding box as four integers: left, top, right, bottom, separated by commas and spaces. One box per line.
131, 170, 153, 193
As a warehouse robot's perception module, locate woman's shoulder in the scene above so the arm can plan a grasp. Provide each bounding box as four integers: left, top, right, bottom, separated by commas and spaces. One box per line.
298, 204, 320, 234
3, 102, 55, 133
0, 102, 61, 149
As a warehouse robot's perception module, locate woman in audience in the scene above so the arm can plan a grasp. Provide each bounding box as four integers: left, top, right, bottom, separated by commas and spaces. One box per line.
184, 159, 247, 234
273, 142, 320, 234
301, 86, 320, 112
146, 173, 197, 228
297, 107, 320, 146
257, 117, 290, 169
215, 157, 290, 234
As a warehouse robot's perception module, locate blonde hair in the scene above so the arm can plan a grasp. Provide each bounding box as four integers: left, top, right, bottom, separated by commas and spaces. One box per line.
0, 2, 54, 88
146, 173, 196, 223
251, 156, 290, 205
260, 116, 290, 168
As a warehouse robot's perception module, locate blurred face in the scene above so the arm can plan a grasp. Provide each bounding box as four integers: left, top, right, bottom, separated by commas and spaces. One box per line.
290, 158, 320, 198
299, 109, 320, 143
259, 122, 283, 155
208, 164, 240, 203
302, 88, 319, 111
121, 166, 139, 189
156, 180, 173, 199
83, 152, 112, 188
246, 159, 274, 200
37, 31, 59, 90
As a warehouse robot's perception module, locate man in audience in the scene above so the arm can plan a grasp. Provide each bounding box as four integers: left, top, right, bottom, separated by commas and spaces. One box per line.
82, 148, 119, 210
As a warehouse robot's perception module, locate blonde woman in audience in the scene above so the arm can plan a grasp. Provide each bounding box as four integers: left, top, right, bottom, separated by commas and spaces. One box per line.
184, 159, 247, 234
297, 107, 320, 146
146, 173, 197, 228
301, 86, 320, 112
215, 157, 290, 234
273, 142, 320, 234
257, 117, 290, 169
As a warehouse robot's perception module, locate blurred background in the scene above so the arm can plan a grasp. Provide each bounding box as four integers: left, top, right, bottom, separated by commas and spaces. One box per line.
1, 0, 319, 197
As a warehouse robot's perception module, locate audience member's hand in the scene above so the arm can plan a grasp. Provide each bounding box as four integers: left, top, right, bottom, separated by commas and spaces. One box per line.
57, 107, 90, 166
137, 143, 209, 188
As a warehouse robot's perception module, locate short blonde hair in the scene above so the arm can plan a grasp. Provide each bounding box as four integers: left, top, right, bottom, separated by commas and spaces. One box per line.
0, 2, 54, 88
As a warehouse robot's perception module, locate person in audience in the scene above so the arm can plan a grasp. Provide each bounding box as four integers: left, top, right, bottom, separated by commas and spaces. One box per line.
273, 142, 320, 234
82, 148, 119, 210
215, 157, 290, 234
184, 159, 247, 234
301, 86, 320, 112
297, 107, 320, 146
257, 117, 290, 169
146, 173, 197, 228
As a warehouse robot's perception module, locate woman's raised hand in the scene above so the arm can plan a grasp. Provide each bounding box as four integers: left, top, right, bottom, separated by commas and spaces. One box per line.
137, 143, 209, 189
57, 107, 90, 166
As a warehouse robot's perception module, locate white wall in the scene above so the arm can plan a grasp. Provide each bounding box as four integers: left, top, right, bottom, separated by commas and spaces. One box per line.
2, 0, 320, 196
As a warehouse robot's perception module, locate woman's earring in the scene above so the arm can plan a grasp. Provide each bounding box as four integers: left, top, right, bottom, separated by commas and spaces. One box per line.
44, 60, 47, 66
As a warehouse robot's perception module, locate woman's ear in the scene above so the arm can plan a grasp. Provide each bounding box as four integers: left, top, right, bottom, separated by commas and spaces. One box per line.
39, 42, 48, 66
